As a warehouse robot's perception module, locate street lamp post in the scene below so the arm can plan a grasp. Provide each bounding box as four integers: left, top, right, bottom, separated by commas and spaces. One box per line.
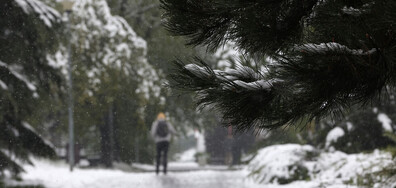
61, 0, 75, 172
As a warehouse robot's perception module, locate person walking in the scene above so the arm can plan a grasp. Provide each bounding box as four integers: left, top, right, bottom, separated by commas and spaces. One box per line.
151, 112, 176, 175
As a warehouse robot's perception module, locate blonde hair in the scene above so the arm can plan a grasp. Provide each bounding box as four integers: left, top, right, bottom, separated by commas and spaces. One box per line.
157, 112, 166, 120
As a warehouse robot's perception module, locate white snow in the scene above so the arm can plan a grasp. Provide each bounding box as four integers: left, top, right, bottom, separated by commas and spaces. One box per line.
10, 144, 395, 188
377, 113, 393, 132
0, 79, 8, 90
233, 79, 272, 90
176, 148, 197, 162
14, 0, 60, 27
18, 158, 262, 188
247, 144, 315, 184
21, 121, 37, 134
314, 149, 394, 186
295, 42, 376, 56
184, 64, 212, 78
22, 121, 55, 150
0, 61, 37, 92
9, 65, 37, 91
194, 130, 206, 153
325, 127, 345, 148
346, 122, 354, 131
247, 144, 394, 187
49, 0, 160, 100
341, 3, 373, 16
342, 6, 362, 15
47, 50, 68, 76
184, 63, 277, 91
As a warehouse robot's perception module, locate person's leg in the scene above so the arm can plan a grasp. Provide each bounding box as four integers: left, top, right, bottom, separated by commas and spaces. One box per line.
163, 142, 169, 174
156, 142, 161, 175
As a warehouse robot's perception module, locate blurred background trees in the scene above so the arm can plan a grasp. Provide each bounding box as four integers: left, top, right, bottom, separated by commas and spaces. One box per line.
0, 0, 221, 173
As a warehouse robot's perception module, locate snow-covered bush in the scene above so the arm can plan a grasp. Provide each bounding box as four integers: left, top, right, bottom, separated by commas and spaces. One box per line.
247, 144, 395, 186
247, 144, 316, 184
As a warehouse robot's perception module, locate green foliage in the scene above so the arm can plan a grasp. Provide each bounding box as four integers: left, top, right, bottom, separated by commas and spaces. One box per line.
161, 0, 318, 54
107, 0, 220, 134
64, 0, 159, 165
162, 0, 396, 130
384, 132, 396, 143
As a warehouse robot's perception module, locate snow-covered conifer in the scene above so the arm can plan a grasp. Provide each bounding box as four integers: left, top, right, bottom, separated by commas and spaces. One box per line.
163, 0, 396, 130
0, 0, 61, 174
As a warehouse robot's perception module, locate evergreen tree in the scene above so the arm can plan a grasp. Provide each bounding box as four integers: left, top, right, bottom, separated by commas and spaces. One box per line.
162, 0, 396, 130
107, 0, 219, 136
45, 0, 160, 166
0, 0, 61, 174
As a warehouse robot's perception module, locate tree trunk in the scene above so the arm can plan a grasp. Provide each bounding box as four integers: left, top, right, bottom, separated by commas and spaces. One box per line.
134, 134, 139, 163
100, 104, 114, 168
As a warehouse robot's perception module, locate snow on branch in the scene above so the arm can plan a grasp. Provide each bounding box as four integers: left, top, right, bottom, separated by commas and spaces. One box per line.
0, 60, 37, 91
325, 127, 345, 148
377, 113, 393, 132
67, 0, 159, 99
14, 0, 61, 27
342, 6, 363, 16
184, 64, 212, 78
0, 80, 8, 90
295, 42, 377, 56
21, 121, 56, 150
232, 80, 273, 91
184, 63, 277, 91
342, 3, 373, 16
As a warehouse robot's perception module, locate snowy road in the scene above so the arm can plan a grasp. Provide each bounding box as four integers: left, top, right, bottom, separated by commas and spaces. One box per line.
16, 159, 359, 188
18, 159, 262, 188
79, 171, 259, 188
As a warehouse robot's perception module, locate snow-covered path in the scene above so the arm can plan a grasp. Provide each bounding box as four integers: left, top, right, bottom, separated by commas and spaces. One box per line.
74, 171, 257, 188
18, 159, 262, 188
15, 158, 364, 188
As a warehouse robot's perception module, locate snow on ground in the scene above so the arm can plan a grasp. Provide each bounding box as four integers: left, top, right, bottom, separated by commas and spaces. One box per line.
16, 158, 355, 188
11, 144, 395, 188
248, 144, 316, 184
17, 158, 261, 188
247, 144, 395, 187
174, 148, 196, 162
131, 161, 199, 172
131, 161, 236, 172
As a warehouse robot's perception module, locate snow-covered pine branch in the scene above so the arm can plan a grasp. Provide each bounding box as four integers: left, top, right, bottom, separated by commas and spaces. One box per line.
184, 63, 278, 91
0, 60, 37, 96
14, 0, 61, 27
295, 42, 377, 56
